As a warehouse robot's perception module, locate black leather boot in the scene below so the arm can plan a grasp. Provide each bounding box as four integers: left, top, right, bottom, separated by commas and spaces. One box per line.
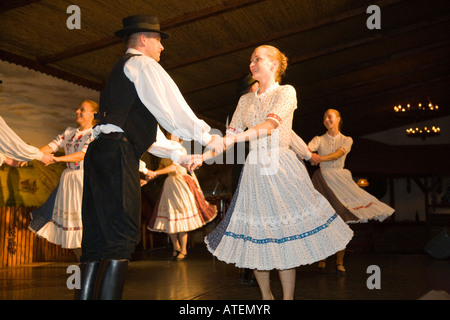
74, 261, 100, 300
93, 259, 129, 300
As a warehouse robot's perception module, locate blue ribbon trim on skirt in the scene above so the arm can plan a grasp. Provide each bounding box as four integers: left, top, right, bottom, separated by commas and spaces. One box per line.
224, 213, 338, 244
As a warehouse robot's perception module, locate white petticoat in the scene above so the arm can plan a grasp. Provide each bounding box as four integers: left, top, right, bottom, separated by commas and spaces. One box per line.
321, 168, 394, 222
34, 168, 83, 249
205, 148, 353, 270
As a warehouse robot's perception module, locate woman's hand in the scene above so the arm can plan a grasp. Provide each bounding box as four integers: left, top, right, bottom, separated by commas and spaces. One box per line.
178, 154, 203, 173
145, 170, 157, 181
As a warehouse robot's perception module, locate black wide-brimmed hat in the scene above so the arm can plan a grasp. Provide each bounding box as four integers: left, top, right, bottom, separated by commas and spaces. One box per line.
114, 15, 169, 39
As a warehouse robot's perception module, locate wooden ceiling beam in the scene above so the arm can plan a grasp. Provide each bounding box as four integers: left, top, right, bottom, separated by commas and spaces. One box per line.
37, 0, 269, 64
161, 0, 269, 29
6, 0, 410, 92
0, 49, 103, 91
300, 72, 450, 118
192, 37, 449, 115
295, 40, 450, 97
0, 0, 42, 13
196, 57, 450, 118
165, 0, 407, 71
184, 14, 450, 99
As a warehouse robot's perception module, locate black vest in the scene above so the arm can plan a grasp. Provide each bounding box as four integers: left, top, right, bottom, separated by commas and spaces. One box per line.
98, 53, 158, 156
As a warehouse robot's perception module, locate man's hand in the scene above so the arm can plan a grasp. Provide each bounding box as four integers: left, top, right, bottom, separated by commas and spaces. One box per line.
178, 154, 203, 173
4, 157, 19, 167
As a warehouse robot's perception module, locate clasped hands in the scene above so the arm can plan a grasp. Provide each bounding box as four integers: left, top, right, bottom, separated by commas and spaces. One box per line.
177, 134, 232, 173
308, 153, 321, 166
140, 169, 157, 186
177, 136, 325, 172
4, 152, 56, 167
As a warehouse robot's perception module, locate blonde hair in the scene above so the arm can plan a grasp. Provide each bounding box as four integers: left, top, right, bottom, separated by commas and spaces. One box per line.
81, 99, 99, 125
257, 45, 288, 83
324, 108, 343, 131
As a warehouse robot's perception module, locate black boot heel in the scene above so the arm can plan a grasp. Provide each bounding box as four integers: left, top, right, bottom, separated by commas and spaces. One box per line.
74, 261, 101, 300
93, 259, 129, 300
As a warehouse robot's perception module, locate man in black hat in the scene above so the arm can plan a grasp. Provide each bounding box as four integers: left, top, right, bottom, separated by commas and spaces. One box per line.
77, 14, 223, 300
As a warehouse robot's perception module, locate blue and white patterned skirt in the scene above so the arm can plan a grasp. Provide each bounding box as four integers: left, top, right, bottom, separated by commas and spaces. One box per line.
205, 148, 353, 270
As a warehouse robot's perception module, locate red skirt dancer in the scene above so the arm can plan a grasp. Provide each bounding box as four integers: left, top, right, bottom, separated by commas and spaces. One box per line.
148, 174, 217, 234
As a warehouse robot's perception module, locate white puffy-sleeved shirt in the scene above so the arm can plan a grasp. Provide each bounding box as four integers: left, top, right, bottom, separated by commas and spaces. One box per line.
95, 48, 212, 162
139, 126, 186, 174
308, 132, 353, 169
0, 116, 44, 165
48, 127, 94, 170
290, 131, 312, 160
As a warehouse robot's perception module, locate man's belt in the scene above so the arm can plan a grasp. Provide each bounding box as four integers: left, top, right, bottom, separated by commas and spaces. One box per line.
101, 132, 128, 142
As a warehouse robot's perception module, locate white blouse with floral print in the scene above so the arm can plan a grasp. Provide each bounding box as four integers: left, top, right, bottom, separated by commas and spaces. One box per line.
226, 82, 297, 150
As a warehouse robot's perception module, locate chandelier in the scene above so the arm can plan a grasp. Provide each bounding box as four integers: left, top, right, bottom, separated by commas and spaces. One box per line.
394, 102, 441, 139
393, 102, 439, 113
405, 125, 440, 137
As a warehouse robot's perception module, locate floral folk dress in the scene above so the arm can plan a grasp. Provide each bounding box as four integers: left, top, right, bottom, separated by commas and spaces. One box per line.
205, 83, 353, 270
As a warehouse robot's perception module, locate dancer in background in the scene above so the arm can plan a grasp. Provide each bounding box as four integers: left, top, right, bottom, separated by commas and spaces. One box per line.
308, 108, 395, 275
205, 45, 353, 300
29, 100, 98, 261
147, 132, 217, 261
0, 116, 54, 166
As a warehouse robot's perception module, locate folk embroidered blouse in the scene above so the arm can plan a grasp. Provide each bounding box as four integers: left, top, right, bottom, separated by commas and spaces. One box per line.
48, 127, 94, 170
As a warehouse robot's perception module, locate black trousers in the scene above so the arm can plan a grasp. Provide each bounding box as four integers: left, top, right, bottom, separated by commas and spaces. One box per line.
81, 134, 141, 262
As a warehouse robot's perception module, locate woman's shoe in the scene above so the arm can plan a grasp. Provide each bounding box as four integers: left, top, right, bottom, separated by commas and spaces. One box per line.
171, 250, 180, 261
176, 252, 187, 261
318, 260, 326, 272
336, 264, 346, 276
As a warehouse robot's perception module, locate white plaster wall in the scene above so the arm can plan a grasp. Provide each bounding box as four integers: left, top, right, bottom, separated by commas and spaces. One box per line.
362, 122, 450, 221
0, 60, 99, 147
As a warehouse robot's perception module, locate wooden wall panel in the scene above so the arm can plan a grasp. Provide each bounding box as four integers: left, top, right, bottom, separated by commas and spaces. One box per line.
0, 207, 74, 268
